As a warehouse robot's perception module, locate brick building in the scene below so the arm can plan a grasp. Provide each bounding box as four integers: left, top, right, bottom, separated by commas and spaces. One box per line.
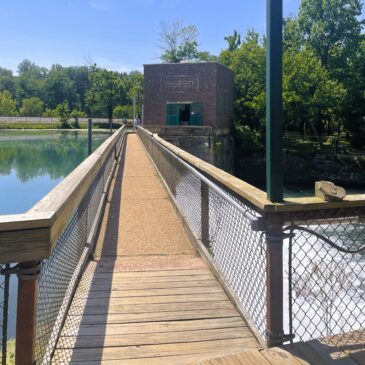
143, 62, 234, 131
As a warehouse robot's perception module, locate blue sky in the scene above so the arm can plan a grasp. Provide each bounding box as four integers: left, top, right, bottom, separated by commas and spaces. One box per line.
0, 0, 301, 74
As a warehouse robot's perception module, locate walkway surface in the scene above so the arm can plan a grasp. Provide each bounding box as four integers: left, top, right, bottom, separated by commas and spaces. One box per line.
52, 134, 259, 364
52, 133, 365, 365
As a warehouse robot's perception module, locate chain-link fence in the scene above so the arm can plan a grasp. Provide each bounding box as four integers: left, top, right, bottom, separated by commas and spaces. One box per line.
284, 207, 365, 343
0, 265, 9, 365
34, 129, 126, 365
138, 128, 267, 340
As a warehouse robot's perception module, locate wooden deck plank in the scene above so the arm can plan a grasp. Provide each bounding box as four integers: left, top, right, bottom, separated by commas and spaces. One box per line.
61, 317, 246, 336
53, 338, 257, 362
63, 308, 241, 326
89, 273, 215, 285
92, 268, 211, 276
74, 286, 224, 299
52, 352, 258, 365
188, 350, 272, 365
70, 300, 235, 315
260, 348, 307, 365
86, 279, 220, 291
72, 293, 228, 306
57, 327, 255, 349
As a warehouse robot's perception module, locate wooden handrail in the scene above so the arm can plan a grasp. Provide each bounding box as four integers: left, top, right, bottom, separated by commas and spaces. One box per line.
0, 126, 126, 264
138, 126, 365, 213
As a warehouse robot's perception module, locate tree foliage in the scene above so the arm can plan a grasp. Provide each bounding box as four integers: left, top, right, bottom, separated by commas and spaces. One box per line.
0, 91, 18, 116
20, 97, 44, 116
0, 60, 143, 120
159, 19, 216, 63
220, 0, 365, 149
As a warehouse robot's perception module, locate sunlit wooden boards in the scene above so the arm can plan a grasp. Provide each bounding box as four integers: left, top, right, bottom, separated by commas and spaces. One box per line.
52, 265, 259, 364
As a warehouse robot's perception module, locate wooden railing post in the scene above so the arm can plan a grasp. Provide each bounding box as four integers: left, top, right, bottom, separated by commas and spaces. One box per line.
15, 261, 40, 365
265, 213, 284, 347
201, 181, 209, 246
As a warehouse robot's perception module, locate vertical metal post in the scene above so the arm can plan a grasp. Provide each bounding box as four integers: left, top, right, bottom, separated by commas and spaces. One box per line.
201, 181, 210, 247
1, 265, 10, 365
265, 213, 284, 347
266, 0, 284, 202
133, 98, 136, 133
88, 118, 92, 156
141, 104, 144, 126
15, 261, 40, 365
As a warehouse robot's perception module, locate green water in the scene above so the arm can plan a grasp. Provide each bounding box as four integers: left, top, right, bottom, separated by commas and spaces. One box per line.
0, 130, 109, 215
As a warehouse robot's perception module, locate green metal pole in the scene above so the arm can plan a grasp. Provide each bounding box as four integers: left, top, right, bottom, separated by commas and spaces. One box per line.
266, 0, 284, 202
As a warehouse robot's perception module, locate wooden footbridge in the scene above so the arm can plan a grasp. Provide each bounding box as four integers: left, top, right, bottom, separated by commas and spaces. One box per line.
1, 127, 365, 364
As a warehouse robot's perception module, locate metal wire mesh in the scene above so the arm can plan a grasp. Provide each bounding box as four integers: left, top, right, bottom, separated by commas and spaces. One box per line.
35, 131, 125, 365
285, 207, 365, 343
138, 129, 267, 339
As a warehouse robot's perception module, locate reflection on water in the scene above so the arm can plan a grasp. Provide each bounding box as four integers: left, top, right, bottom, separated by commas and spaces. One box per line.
0, 131, 108, 214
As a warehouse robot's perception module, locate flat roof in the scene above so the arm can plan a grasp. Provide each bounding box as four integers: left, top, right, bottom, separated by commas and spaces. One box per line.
143, 61, 234, 73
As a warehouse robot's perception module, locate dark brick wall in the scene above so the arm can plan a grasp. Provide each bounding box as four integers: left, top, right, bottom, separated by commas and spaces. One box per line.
143, 62, 234, 129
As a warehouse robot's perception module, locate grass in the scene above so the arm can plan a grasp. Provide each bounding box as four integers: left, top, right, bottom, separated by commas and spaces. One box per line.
0, 339, 15, 365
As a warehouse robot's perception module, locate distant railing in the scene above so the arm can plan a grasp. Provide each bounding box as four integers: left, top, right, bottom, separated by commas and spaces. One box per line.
0, 125, 127, 365
137, 126, 365, 347
0, 116, 129, 124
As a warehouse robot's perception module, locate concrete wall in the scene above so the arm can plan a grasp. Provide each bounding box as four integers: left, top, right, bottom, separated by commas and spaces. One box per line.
144, 62, 234, 130
144, 125, 234, 173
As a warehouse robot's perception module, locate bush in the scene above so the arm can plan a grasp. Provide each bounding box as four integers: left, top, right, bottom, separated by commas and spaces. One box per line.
233, 124, 264, 155
55, 102, 71, 129
113, 105, 132, 119
70, 109, 87, 128
42, 108, 58, 117
20, 97, 44, 116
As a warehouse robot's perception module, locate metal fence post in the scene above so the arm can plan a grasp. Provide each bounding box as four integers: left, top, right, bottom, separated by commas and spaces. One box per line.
265, 213, 284, 347
15, 261, 40, 365
266, 0, 284, 202
201, 181, 209, 246
88, 118, 93, 156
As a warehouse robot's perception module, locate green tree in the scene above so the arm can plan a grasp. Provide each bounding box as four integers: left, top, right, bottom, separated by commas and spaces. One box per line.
113, 105, 132, 119
159, 20, 216, 62
55, 102, 71, 128
224, 30, 242, 51
20, 97, 44, 116
15, 59, 47, 104
283, 50, 346, 138
42, 108, 58, 117
0, 67, 15, 95
220, 31, 266, 130
298, 0, 364, 72
86, 66, 128, 124
44, 65, 77, 109
0, 91, 18, 116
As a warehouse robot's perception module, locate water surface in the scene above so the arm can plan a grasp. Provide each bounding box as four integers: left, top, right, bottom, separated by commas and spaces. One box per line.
0, 130, 108, 214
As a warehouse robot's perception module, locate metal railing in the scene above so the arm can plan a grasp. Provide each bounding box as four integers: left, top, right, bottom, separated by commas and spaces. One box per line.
0, 126, 126, 365
137, 126, 365, 348
138, 127, 268, 344
284, 207, 365, 343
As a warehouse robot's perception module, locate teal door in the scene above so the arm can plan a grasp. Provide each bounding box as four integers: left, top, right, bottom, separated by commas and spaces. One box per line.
190, 103, 203, 126
167, 104, 179, 125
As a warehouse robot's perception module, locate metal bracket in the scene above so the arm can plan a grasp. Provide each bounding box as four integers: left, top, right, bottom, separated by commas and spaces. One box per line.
266, 232, 295, 243
1, 261, 41, 280
266, 330, 295, 345
250, 215, 266, 232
